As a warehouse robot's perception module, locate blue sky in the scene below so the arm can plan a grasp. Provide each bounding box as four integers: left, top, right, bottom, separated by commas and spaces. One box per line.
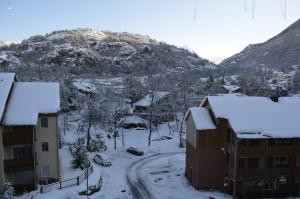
1, 0, 300, 62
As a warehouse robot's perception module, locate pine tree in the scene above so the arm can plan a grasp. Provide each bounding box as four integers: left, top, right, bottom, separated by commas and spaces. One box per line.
2, 182, 14, 199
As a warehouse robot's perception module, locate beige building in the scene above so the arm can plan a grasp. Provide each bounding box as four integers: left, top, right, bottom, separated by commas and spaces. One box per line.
0, 73, 60, 193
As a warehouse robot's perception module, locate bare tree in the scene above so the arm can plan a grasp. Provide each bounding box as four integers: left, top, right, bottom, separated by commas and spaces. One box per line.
78, 98, 105, 151
103, 95, 131, 150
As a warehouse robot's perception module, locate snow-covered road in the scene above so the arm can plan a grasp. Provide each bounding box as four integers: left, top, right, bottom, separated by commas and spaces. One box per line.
126, 152, 184, 199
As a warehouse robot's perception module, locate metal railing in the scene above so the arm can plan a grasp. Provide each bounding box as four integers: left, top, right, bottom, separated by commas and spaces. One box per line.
39, 166, 93, 194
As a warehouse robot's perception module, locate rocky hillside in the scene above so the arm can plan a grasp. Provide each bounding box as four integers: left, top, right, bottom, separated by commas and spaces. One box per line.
220, 18, 300, 70
0, 28, 215, 80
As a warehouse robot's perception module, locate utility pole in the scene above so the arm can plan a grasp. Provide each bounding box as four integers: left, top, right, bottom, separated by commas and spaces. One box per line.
86, 169, 89, 196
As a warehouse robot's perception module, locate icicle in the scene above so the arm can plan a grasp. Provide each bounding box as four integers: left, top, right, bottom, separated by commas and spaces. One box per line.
244, 0, 248, 13
281, 0, 287, 19
193, 0, 197, 22
251, 0, 255, 19
7, 0, 12, 12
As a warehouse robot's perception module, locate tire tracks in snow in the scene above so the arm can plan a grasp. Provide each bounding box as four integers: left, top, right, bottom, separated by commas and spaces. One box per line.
126, 152, 184, 199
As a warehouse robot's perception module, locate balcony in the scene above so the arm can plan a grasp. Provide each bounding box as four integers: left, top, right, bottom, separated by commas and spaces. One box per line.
237, 168, 300, 178
2, 131, 33, 146
4, 159, 34, 172
238, 146, 298, 157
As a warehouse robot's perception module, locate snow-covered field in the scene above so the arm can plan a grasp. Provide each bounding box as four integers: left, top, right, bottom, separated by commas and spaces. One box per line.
18, 113, 231, 199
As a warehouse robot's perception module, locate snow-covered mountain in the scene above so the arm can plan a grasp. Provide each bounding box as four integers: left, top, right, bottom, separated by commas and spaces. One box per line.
220, 18, 300, 70
0, 28, 215, 79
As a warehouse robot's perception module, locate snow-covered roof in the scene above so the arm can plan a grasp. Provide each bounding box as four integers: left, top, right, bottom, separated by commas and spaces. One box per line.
222, 85, 240, 92
134, 91, 169, 108
0, 73, 15, 121
3, 82, 60, 125
186, 107, 216, 131
72, 79, 96, 93
202, 95, 300, 139
121, 115, 145, 125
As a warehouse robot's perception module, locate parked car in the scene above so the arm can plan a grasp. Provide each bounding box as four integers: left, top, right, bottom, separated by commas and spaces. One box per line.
153, 136, 173, 141
80, 159, 91, 170
93, 154, 112, 167
127, 147, 144, 156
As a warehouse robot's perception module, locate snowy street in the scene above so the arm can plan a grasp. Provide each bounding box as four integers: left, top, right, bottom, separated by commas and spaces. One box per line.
126, 152, 184, 199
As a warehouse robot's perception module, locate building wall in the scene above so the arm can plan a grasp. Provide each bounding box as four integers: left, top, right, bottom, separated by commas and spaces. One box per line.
186, 140, 199, 188
186, 114, 197, 148
35, 115, 60, 182
185, 113, 199, 188
185, 112, 226, 190
0, 126, 5, 192
197, 131, 225, 190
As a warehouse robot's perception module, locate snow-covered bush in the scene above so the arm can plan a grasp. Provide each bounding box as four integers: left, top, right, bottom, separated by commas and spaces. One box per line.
89, 139, 107, 152
2, 182, 14, 199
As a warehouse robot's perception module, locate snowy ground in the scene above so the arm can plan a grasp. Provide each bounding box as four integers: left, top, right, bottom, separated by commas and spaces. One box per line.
18, 113, 231, 199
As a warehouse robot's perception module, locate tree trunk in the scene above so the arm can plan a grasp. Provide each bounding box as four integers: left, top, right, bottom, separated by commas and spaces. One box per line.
114, 123, 117, 150
86, 120, 92, 150
148, 111, 153, 146
178, 115, 185, 148
121, 128, 124, 148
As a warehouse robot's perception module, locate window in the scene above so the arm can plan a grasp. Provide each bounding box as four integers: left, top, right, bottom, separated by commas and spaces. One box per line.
264, 178, 273, 190
248, 158, 259, 169
42, 166, 50, 177
41, 118, 48, 128
13, 145, 32, 159
259, 158, 265, 169
248, 140, 260, 147
238, 158, 245, 169
267, 157, 274, 168
296, 156, 300, 167
239, 140, 247, 147
277, 139, 293, 146
42, 142, 49, 152
268, 139, 275, 146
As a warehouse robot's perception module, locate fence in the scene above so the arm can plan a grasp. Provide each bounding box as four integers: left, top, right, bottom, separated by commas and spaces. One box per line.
39, 166, 93, 194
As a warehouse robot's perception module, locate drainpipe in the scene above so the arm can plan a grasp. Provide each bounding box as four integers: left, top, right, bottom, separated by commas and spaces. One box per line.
233, 136, 240, 199
33, 127, 37, 190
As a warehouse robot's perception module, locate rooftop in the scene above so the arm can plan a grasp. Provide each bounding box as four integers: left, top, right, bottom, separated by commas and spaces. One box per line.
0, 73, 15, 121
2, 82, 60, 125
134, 91, 169, 108
186, 107, 217, 131
202, 95, 300, 139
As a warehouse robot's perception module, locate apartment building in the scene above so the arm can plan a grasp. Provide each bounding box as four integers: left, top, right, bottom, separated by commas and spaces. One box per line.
185, 94, 300, 198
0, 73, 60, 193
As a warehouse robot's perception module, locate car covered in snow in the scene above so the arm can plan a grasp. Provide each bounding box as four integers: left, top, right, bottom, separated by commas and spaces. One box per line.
126, 147, 144, 156
93, 154, 112, 167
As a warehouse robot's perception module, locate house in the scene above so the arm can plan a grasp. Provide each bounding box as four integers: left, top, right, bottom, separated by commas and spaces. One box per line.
133, 91, 173, 122
133, 91, 170, 111
0, 73, 60, 193
185, 95, 300, 198
222, 84, 241, 94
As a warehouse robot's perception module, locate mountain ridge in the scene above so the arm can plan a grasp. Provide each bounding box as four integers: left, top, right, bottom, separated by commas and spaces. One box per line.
220, 18, 300, 70
0, 28, 216, 81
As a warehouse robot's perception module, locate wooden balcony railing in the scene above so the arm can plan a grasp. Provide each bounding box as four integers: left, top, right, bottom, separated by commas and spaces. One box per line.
2, 131, 33, 146
238, 146, 299, 157
237, 167, 300, 178
4, 159, 34, 172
